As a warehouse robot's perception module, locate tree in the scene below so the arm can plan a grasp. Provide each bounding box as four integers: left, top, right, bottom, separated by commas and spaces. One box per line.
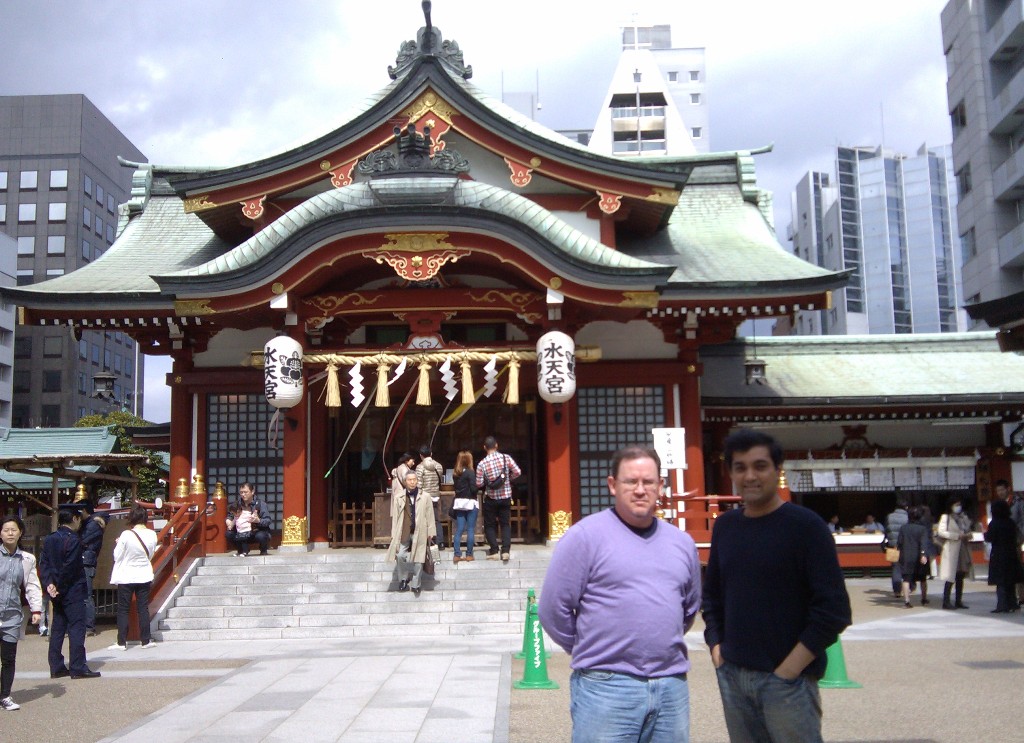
74, 411, 165, 502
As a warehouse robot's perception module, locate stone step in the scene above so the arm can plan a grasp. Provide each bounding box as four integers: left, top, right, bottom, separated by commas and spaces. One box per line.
158, 624, 528, 642
173, 593, 525, 612
167, 598, 526, 619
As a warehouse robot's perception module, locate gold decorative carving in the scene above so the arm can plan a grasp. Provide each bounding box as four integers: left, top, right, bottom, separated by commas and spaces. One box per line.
549, 510, 572, 540
306, 293, 385, 315
183, 195, 216, 213
549, 277, 563, 290
174, 376, 182, 384
319, 160, 331, 171
175, 298, 215, 317
381, 233, 453, 252
619, 291, 660, 308
281, 515, 308, 546
597, 191, 622, 214
272, 282, 285, 294
529, 157, 542, 168
365, 234, 466, 282
647, 188, 680, 205
174, 299, 215, 317
468, 289, 537, 309
402, 90, 457, 124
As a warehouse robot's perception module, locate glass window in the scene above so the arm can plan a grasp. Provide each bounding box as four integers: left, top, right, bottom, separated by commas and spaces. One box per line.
0, 171, 7, 190
84, 174, 93, 196
46, 236, 65, 254
107, 193, 115, 213
0, 204, 6, 223
92, 344, 100, 364
20, 171, 38, 190
82, 239, 91, 260
14, 338, 31, 358
106, 224, 115, 243
690, 93, 700, 104
691, 127, 703, 139
41, 405, 60, 427
48, 202, 67, 221
43, 336, 62, 357
667, 71, 678, 82
114, 353, 122, 373
78, 372, 88, 394
103, 349, 111, 369
96, 183, 104, 205
45, 268, 64, 277
16, 270, 33, 286
94, 215, 102, 235
17, 237, 34, 255
124, 357, 133, 376
13, 370, 30, 393
956, 163, 972, 195
689, 70, 699, 81
79, 339, 88, 359
18, 203, 36, 222
83, 206, 91, 226
49, 170, 68, 189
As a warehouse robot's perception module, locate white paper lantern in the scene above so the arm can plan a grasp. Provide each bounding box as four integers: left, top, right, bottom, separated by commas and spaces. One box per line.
536, 330, 576, 403
264, 335, 304, 409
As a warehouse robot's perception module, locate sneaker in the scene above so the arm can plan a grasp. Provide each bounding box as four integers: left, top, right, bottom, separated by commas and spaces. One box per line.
39, 627, 48, 637
501, 552, 510, 562
107, 643, 127, 651
141, 641, 157, 649
486, 553, 501, 560
238, 553, 249, 558
1, 696, 20, 711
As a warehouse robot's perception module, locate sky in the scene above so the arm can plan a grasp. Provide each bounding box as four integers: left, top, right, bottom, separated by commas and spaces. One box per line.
2, 0, 954, 421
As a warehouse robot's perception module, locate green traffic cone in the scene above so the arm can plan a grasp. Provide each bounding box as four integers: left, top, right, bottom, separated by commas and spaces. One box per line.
817, 638, 861, 689
514, 589, 558, 690
515, 588, 550, 660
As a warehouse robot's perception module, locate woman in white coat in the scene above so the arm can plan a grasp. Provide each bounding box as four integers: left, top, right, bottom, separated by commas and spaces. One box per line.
108, 506, 158, 650
937, 497, 974, 610
386, 472, 437, 597
1, 516, 43, 711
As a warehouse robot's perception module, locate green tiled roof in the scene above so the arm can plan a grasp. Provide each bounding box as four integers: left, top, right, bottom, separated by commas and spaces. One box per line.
701, 333, 1024, 405
0, 427, 119, 490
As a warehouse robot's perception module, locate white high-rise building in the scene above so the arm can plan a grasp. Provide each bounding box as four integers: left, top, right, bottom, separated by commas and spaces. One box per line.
589, 23, 708, 157
785, 145, 967, 336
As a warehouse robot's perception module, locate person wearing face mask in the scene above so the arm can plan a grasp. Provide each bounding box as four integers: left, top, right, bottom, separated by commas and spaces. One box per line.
937, 497, 974, 610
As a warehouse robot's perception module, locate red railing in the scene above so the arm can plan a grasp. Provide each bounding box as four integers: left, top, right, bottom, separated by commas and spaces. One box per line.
147, 500, 209, 610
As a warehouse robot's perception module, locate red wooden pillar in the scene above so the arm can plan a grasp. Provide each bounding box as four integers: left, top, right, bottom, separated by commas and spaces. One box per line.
544, 396, 576, 543
308, 394, 329, 544
280, 330, 309, 549
677, 355, 708, 537
168, 352, 194, 491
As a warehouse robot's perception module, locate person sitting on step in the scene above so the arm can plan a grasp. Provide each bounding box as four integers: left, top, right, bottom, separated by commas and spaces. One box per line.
225, 482, 271, 557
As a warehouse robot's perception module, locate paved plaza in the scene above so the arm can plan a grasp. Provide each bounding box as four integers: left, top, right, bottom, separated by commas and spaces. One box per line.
3, 577, 1024, 742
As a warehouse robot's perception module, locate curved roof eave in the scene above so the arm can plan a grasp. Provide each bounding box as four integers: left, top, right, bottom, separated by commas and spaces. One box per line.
153, 178, 674, 295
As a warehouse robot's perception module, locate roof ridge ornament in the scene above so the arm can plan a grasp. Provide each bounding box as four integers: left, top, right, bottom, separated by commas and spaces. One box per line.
388, 0, 473, 81
357, 123, 470, 178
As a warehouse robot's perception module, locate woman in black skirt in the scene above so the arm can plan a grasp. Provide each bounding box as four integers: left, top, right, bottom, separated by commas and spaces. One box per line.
897, 505, 932, 608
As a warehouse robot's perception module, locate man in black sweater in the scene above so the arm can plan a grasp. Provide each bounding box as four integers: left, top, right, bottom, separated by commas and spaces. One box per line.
702, 429, 851, 743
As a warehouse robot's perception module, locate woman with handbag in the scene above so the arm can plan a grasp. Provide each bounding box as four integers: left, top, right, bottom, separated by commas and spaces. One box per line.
451, 449, 479, 564
1, 515, 43, 711
386, 472, 437, 597
107, 506, 158, 650
897, 505, 932, 608
937, 497, 973, 610
985, 498, 1024, 613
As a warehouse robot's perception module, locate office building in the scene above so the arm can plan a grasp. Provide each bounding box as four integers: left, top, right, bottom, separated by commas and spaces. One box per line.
0, 94, 146, 427
785, 145, 966, 335
0, 233, 14, 430
589, 22, 708, 157
941, 0, 1024, 317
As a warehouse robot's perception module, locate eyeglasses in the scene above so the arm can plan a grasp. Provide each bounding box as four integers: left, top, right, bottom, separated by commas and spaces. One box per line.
616, 478, 662, 492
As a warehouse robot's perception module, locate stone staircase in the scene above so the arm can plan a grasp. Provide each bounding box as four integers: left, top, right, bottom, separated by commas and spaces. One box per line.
155, 546, 554, 641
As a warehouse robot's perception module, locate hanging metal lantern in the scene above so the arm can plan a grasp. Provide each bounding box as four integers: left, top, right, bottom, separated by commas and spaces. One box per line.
264, 335, 304, 409
536, 330, 576, 403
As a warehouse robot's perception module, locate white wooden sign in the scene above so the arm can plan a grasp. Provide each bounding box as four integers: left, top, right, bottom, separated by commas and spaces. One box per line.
652, 428, 687, 470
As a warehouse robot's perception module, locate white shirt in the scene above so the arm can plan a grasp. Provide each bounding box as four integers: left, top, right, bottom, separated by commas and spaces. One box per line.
110, 525, 157, 585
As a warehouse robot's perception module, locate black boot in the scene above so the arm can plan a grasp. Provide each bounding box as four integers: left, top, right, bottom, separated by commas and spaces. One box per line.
942, 582, 955, 610
954, 574, 968, 609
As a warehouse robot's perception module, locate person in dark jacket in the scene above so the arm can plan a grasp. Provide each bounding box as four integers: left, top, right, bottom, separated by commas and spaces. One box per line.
225, 482, 272, 556
884, 500, 909, 597
897, 505, 932, 608
38, 509, 99, 679
77, 503, 106, 636
985, 498, 1024, 613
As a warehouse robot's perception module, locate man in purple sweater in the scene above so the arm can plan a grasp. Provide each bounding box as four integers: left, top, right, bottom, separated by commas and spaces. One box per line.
538, 446, 701, 743
703, 429, 851, 743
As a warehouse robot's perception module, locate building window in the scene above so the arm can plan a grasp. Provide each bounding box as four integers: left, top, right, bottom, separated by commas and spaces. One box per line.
84, 174, 93, 196
13, 371, 30, 393
46, 236, 65, 255
668, 71, 678, 82
17, 237, 34, 256
103, 349, 111, 370
124, 357, 133, 376
79, 339, 88, 359
82, 239, 91, 260
955, 163, 972, 195
960, 227, 977, 262
49, 170, 68, 190
83, 206, 92, 227
45, 269, 64, 277
16, 270, 33, 286
691, 127, 703, 139
96, 183, 104, 206
0, 204, 5, 223
14, 338, 30, 358
41, 405, 61, 427
43, 336, 62, 357
91, 344, 100, 365
0, 171, 7, 190
690, 93, 700, 104
689, 70, 699, 81
48, 202, 67, 222
107, 194, 115, 213
20, 171, 38, 190
106, 224, 115, 243
94, 215, 103, 236
950, 101, 967, 138
113, 353, 122, 373
18, 203, 36, 223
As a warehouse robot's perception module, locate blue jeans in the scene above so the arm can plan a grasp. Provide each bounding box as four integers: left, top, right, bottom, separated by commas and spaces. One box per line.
714, 661, 823, 743
452, 508, 478, 557
570, 669, 689, 743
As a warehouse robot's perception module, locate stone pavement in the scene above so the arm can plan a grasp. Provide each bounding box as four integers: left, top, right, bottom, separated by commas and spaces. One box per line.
4, 577, 1024, 742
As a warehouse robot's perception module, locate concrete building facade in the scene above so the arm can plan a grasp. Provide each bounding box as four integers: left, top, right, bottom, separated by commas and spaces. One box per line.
786, 145, 966, 336
0, 233, 15, 431
0, 94, 146, 427
941, 0, 1024, 315
589, 23, 708, 157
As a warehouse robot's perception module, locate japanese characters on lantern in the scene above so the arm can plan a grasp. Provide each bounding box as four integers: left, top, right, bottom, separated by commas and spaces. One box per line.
264, 336, 304, 408
536, 330, 576, 403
